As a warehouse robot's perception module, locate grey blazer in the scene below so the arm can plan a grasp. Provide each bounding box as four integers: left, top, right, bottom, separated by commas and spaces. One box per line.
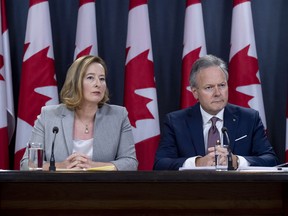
20, 103, 138, 170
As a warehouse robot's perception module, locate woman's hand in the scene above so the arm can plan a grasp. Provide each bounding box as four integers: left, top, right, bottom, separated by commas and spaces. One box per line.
42, 152, 117, 170
65, 152, 89, 169
66, 152, 117, 170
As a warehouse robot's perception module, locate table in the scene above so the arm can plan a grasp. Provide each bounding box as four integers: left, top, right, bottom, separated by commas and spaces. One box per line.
1, 170, 288, 215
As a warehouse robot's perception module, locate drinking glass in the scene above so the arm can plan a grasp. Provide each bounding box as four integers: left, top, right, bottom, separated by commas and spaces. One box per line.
28, 142, 44, 171
215, 144, 228, 171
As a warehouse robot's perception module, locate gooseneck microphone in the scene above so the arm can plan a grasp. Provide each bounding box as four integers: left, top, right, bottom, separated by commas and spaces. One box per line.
49, 126, 59, 171
221, 127, 234, 170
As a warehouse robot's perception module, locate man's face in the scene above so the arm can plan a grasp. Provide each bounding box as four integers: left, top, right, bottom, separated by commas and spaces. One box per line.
191, 66, 228, 115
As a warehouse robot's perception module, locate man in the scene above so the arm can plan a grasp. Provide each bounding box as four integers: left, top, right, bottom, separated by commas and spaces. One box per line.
154, 55, 278, 170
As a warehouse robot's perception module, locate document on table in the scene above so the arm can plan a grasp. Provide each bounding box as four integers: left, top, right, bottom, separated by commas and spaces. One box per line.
179, 166, 216, 171
238, 166, 288, 172
179, 166, 288, 172
56, 165, 115, 172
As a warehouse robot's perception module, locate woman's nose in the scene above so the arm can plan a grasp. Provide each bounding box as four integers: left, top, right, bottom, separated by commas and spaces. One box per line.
94, 78, 101, 87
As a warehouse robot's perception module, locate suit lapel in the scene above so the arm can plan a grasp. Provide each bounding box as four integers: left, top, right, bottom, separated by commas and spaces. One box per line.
186, 103, 206, 156
223, 104, 239, 151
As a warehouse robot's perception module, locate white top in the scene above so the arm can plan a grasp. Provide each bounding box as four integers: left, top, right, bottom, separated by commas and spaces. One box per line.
73, 138, 93, 159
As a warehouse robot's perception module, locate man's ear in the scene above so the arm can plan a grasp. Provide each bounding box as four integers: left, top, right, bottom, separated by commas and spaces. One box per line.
191, 87, 198, 100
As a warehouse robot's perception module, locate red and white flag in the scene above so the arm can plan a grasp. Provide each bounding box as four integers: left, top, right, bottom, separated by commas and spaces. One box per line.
0, 0, 15, 169
124, 0, 160, 170
74, 0, 98, 59
14, 0, 59, 169
285, 99, 288, 162
228, 0, 267, 128
181, 0, 206, 109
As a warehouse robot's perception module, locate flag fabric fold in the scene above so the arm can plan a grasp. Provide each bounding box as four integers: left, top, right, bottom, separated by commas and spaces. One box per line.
124, 0, 160, 170
181, 0, 207, 109
228, 0, 267, 128
0, 0, 15, 169
14, 0, 59, 169
74, 0, 98, 59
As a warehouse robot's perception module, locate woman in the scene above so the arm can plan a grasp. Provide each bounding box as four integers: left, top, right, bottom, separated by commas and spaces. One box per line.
20, 55, 138, 171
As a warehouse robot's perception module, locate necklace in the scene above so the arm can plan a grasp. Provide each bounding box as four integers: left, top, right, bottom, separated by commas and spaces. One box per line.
84, 124, 89, 134
76, 113, 90, 134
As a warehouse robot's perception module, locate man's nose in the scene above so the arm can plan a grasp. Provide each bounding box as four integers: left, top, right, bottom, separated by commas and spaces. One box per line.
214, 86, 221, 95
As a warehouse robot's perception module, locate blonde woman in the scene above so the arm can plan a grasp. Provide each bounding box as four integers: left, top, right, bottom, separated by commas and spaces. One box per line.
21, 55, 138, 171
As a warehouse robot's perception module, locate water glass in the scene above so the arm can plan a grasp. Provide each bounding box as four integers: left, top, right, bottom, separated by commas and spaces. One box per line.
28, 142, 44, 171
215, 144, 228, 171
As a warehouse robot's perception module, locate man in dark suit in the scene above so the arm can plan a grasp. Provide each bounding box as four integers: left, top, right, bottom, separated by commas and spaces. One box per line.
154, 55, 278, 170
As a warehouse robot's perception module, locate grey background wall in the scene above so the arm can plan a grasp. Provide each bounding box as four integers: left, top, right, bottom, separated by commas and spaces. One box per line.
6, 0, 288, 167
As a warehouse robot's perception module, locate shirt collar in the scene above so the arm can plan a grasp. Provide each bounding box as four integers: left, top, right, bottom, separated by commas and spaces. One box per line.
200, 105, 224, 125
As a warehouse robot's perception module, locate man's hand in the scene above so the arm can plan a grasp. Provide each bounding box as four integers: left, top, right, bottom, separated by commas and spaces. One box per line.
195, 147, 216, 166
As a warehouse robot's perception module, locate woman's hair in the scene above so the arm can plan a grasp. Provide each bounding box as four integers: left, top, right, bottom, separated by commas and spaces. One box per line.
60, 55, 109, 110
189, 54, 228, 88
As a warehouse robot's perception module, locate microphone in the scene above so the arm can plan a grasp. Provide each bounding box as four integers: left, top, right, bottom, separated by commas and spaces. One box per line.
221, 127, 234, 170
49, 126, 59, 171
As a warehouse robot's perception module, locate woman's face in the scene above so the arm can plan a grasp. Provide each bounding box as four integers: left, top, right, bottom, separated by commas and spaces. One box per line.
82, 62, 107, 105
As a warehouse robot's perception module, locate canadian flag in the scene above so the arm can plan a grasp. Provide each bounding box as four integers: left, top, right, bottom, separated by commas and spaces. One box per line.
286, 98, 288, 162
181, 0, 207, 109
14, 0, 59, 169
0, 0, 15, 169
229, 0, 267, 128
74, 0, 98, 59
124, 0, 160, 170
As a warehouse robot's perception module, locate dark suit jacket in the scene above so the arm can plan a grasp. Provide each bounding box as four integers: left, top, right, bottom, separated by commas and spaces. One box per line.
154, 103, 278, 170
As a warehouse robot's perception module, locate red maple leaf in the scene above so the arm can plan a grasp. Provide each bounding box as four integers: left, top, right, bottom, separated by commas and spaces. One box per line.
76, 45, 92, 59
0, 54, 4, 81
228, 45, 260, 107
181, 47, 201, 108
124, 49, 155, 127
18, 45, 57, 126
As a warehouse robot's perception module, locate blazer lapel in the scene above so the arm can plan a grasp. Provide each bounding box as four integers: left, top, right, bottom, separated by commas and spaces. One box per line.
60, 107, 74, 155
92, 106, 107, 161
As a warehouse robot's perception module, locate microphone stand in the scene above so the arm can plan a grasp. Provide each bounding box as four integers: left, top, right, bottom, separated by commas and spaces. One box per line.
222, 127, 234, 170
227, 145, 234, 170
49, 150, 56, 171
49, 127, 58, 171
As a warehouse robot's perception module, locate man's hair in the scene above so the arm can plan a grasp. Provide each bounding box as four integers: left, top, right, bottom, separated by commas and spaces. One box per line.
189, 54, 228, 88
